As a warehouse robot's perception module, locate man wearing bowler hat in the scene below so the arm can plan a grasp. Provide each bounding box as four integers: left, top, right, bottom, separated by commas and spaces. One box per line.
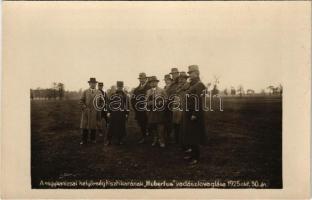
146, 76, 167, 147
131, 72, 151, 144
80, 77, 102, 144
106, 81, 130, 145
180, 65, 207, 165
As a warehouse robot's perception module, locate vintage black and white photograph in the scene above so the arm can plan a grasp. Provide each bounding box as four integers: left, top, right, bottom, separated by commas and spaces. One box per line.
3, 2, 310, 193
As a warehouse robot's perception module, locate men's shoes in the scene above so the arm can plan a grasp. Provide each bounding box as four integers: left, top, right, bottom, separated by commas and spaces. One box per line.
80, 141, 85, 145
185, 148, 192, 153
159, 143, 166, 148
189, 160, 199, 165
104, 141, 111, 146
151, 141, 158, 146
138, 138, 145, 144
184, 156, 191, 160
91, 140, 97, 144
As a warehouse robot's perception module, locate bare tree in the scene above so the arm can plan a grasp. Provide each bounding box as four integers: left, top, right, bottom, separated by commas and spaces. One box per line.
223, 88, 228, 96
237, 85, 244, 97
267, 85, 275, 95
211, 76, 220, 96
230, 87, 236, 95
57, 83, 65, 100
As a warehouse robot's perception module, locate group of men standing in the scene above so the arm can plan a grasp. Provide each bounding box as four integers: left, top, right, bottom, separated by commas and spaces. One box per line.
79, 65, 207, 165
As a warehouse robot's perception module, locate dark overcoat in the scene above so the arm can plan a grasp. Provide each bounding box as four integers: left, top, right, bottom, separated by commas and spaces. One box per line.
131, 82, 151, 126
180, 78, 207, 145
107, 90, 130, 140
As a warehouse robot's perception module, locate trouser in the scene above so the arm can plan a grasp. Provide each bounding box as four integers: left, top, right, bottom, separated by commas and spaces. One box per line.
173, 123, 180, 143
138, 120, 147, 138
81, 129, 96, 143
164, 122, 172, 141
149, 123, 165, 144
190, 145, 200, 160
136, 112, 148, 138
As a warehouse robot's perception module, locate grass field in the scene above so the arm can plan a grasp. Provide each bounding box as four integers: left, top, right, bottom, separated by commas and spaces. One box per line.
31, 96, 282, 188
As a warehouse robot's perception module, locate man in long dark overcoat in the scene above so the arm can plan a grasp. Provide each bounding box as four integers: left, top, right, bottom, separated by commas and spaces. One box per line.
106, 81, 130, 145
166, 68, 180, 143
180, 65, 207, 165
97, 82, 108, 138
163, 74, 173, 141
131, 72, 151, 144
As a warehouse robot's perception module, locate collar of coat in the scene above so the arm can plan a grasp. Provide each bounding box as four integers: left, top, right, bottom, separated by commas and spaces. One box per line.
190, 77, 201, 85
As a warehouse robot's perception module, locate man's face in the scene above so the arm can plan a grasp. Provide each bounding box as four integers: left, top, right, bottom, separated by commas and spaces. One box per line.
165, 79, 172, 86
98, 85, 103, 90
150, 81, 158, 88
179, 77, 187, 84
139, 78, 147, 85
189, 71, 198, 80
89, 82, 96, 89
172, 72, 179, 79
117, 86, 123, 91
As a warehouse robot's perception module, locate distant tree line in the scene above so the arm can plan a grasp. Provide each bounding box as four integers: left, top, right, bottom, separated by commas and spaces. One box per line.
31, 80, 283, 101
31, 82, 76, 100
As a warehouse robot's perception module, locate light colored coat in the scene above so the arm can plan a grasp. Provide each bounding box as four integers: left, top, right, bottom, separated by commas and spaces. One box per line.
146, 87, 167, 124
80, 88, 102, 129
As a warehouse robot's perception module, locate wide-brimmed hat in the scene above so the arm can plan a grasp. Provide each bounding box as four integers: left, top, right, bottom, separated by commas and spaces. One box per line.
179, 71, 189, 79
117, 81, 124, 87
88, 78, 97, 83
169, 68, 179, 74
164, 74, 172, 81
138, 72, 147, 79
98, 82, 104, 86
148, 76, 160, 83
187, 65, 199, 74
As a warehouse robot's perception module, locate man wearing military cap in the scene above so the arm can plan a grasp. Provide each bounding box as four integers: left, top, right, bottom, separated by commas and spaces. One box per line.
146, 76, 167, 148
180, 65, 207, 165
80, 77, 102, 144
106, 81, 130, 145
131, 72, 151, 144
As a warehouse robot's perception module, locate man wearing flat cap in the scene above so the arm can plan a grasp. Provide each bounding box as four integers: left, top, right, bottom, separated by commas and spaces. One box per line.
106, 81, 130, 145
131, 72, 151, 144
80, 77, 102, 144
146, 76, 167, 148
180, 65, 207, 165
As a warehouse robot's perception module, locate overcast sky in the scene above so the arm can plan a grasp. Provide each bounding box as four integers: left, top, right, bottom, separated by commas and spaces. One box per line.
5, 2, 307, 92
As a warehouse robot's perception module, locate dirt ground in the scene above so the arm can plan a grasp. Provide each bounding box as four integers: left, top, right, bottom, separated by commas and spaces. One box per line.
31, 96, 282, 188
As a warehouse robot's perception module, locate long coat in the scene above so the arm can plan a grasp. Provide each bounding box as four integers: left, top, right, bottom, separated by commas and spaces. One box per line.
80, 88, 102, 130
167, 79, 181, 123
107, 90, 130, 140
173, 82, 190, 124
146, 87, 167, 124
180, 78, 207, 145
131, 82, 151, 126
